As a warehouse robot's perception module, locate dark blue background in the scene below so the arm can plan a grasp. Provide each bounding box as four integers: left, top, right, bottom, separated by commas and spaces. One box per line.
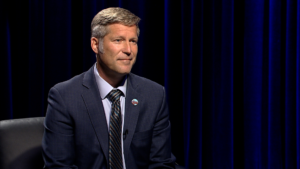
1, 0, 300, 168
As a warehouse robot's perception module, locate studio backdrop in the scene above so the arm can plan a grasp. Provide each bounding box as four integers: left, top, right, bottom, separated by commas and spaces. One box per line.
1, 0, 300, 168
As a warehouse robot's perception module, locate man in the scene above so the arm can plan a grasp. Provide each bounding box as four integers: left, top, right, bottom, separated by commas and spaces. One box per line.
42, 7, 175, 169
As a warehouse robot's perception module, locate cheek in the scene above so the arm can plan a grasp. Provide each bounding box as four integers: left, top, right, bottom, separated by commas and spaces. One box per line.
131, 45, 138, 55
99, 53, 112, 66
104, 45, 121, 56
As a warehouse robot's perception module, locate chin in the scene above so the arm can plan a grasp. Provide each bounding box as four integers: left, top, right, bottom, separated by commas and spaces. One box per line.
117, 67, 132, 75
115, 70, 130, 77
120, 71, 131, 75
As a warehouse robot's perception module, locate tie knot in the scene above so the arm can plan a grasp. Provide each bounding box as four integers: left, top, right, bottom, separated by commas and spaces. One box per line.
106, 89, 123, 103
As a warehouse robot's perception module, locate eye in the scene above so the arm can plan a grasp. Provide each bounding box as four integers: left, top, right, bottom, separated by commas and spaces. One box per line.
114, 39, 122, 43
130, 40, 138, 44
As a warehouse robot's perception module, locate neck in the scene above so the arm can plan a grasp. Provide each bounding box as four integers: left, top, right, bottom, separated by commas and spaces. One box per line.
96, 62, 125, 88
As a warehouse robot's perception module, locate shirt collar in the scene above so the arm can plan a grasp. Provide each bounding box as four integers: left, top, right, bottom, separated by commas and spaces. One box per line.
94, 64, 127, 99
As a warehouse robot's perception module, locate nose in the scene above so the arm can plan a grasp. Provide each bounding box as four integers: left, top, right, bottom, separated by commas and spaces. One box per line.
122, 41, 132, 56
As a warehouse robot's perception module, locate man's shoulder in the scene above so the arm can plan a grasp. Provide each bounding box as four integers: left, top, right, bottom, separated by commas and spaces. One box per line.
52, 71, 86, 92
129, 73, 163, 88
128, 73, 165, 96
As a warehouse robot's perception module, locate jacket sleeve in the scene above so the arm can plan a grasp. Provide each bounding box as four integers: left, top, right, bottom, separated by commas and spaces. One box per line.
42, 87, 78, 169
148, 87, 176, 169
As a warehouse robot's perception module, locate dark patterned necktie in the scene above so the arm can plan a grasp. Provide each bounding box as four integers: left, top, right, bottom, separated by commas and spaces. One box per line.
106, 89, 123, 169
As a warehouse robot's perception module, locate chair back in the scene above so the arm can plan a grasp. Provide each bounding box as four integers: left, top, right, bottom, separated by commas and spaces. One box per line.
0, 117, 45, 169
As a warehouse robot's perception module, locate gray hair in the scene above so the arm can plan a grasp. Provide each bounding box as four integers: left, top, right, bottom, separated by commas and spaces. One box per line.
91, 7, 141, 39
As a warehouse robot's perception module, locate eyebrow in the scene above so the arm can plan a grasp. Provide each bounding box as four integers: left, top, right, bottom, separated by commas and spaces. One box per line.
130, 37, 138, 41
111, 36, 138, 40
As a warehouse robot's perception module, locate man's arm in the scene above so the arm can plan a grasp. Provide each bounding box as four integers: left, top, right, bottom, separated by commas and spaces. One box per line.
149, 87, 176, 169
42, 87, 77, 169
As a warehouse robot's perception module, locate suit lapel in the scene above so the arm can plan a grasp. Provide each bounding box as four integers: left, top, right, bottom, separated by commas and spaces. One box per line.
123, 74, 144, 161
81, 66, 109, 165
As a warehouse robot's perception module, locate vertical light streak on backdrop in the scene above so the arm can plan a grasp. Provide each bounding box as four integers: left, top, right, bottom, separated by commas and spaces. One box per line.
285, 0, 297, 168
186, 0, 194, 167
297, 1, 300, 168
183, 0, 204, 167
220, 0, 234, 168
230, 0, 234, 167
164, 0, 169, 96
6, 20, 13, 119
198, 0, 204, 168
180, 0, 190, 167
268, 0, 282, 168
296, 0, 300, 168
243, 0, 264, 168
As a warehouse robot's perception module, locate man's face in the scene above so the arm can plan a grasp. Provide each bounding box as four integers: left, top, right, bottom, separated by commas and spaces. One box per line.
97, 23, 138, 79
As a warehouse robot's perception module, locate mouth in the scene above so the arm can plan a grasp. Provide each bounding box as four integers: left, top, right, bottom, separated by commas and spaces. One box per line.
118, 58, 132, 64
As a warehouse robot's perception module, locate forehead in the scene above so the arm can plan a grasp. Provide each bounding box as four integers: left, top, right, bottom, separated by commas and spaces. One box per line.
106, 23, 137, 36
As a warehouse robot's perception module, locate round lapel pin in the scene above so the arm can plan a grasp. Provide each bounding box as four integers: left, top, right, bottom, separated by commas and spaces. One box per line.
131, 99, 138, 105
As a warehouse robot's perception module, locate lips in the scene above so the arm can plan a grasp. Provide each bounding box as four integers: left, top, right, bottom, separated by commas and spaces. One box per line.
118, 58, 132, 60
118, 59, 132, 64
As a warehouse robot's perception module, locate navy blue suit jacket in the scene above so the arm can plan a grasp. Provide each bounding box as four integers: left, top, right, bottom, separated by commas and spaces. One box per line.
42, 66, 175, 169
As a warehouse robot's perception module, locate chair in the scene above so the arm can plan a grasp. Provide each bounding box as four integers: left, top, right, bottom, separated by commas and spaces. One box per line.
0, 117, 185, 169
0, 117, 45, 169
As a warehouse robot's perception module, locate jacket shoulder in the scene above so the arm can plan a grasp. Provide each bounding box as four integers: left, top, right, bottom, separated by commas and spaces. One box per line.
128, 73, 165, 98
51, 72, 86, 93
129, 73, 164, 89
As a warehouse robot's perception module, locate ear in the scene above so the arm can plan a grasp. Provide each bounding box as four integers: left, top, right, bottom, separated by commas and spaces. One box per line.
91, 37, 99, 54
